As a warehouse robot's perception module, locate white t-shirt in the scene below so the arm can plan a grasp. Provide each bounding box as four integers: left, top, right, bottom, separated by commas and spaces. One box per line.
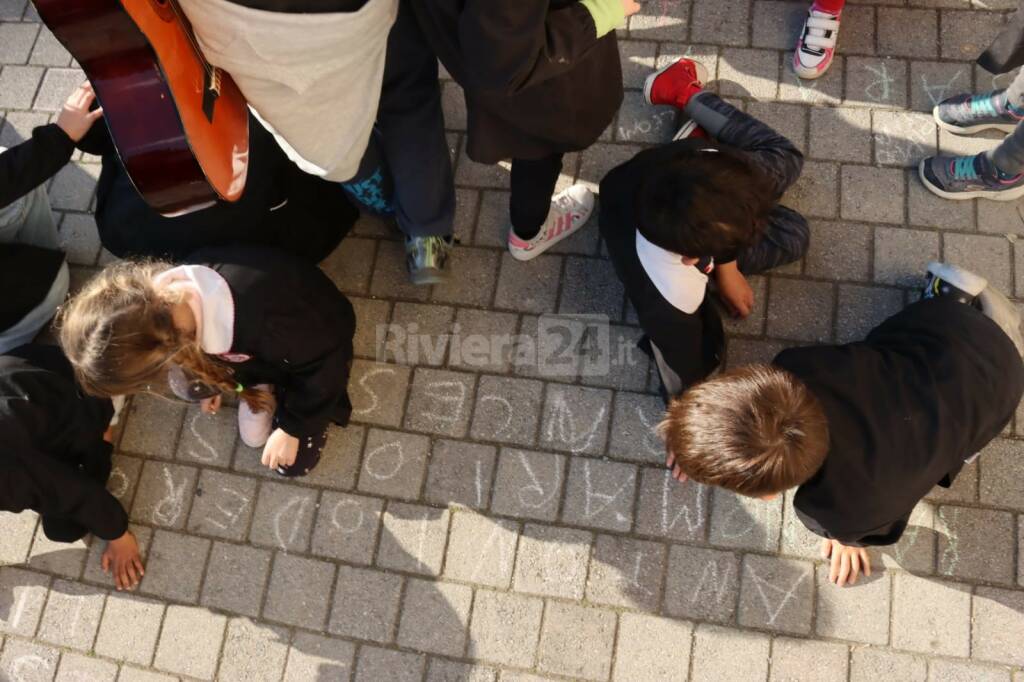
635, 230, 709, 315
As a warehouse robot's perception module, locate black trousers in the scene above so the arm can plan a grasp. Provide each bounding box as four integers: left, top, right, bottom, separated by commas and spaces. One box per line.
510, 153, 564, 239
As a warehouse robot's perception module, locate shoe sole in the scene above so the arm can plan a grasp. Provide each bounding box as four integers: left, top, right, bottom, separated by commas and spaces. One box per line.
408, 267, 449, 286
931, 107, 1018, 135
792, 50, 833, 81
643, 61, 710, 106
508, 203, 595, 262
917, 158, 1024, 201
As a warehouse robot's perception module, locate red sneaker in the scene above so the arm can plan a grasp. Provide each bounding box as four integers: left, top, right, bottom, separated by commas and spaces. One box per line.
672, 119, 708, 141
644, 58, 709, 109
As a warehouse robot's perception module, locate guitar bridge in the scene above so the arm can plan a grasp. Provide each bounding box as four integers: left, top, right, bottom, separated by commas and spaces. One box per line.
202, 68, 222, 122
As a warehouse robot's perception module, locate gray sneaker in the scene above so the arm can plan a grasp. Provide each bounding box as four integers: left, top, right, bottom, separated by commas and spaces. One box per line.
918, 152, 1024, 201
933, 90, 1022, 135
406, 235, 453, 285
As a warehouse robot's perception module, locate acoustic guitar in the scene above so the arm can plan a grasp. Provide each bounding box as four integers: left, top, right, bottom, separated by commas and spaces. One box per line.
32, 0, 249, 216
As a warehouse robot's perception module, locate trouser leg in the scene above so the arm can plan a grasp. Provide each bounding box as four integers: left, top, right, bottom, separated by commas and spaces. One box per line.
510, 154, 565, 240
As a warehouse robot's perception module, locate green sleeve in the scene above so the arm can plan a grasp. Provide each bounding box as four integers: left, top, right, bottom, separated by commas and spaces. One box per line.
579, 0, 625, 38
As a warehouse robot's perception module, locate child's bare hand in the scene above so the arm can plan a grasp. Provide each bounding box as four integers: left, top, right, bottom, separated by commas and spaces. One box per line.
665, 449, 688, 482
821, 539, 871, 587
56, 81, 103, 142
261, 428, 299, 470
200, 394, 222, 415
622, 0, 642, 17
715, 264, 754, 318
101, 531, 144, 591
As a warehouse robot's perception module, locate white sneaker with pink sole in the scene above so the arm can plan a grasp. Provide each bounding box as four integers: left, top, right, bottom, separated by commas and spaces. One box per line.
508, 184, 595, 262
793, 7, 841, 80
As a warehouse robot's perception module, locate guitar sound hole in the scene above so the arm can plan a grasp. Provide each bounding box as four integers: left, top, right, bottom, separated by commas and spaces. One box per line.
149, 0, 177, 21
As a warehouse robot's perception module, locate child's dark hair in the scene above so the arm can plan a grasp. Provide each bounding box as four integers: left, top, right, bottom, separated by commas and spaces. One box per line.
57, 261, 272, 412
636, 147, 778, 260
658, 365, 829, 497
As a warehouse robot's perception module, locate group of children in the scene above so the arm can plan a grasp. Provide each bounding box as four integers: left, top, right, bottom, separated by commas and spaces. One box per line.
2, 0, 1023, 594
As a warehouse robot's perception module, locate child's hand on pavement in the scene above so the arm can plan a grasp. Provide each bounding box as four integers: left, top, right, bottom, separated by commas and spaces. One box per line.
666, 449, 688, 482
261, 428, 299, 470
622, 0, 641, 17
715, 262, 755, 318
101, 531, 144, 591
200, 394, 222, 415
821, 538, 872, 587
56, 81, 103, 142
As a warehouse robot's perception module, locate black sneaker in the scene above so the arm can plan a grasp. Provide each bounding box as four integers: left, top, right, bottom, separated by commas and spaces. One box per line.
922, 262, 987, 306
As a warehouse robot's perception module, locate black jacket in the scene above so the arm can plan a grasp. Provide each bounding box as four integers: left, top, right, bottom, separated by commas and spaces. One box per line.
186, 245, 355, 437
977, 1, 1024, 73
410, 0, 622, 163
0, 345, 125, 541
0, 124, 70, 330
777, 298, 1024, 547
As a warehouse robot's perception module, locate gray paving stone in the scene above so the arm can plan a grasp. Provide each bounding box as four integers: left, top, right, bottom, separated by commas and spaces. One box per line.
468, 590, 544, 667
186, 470, 257, 540
248, 481, 317, 552
350, 297, 391, 359
377, 502, 450, 576
536, 602, 616, 681
691, 0, 750, 47
978, 440, 1024, 511
200, 542, 271, 618
370, 239, 430, 301
26, 524, 87, 579
138, 530, 209, 603
663, 545, 740, 624
282, 633, 355, 681
891, 573, 971, 657
874, 227, 939, 287
936, 505, 1015, 585
607, 392, 667, 464
910, 60, 974, 113
0, 639, 59, 682
425, 440, 497, 509
355, 646, 426, 682
751, 1, 808, 50
473, 190, 512, 248
878, 8, 938, 58
635, 468, 710, 542
386, 302, 455, 366
873, 110, 937, 167
783, 160, 839, 219
561, 457, 637, 532
513, 524, 591, 599
616, 90, 679, 143
691, 624, 771, 681
850, 648, 927, 682
738, 554, 814, 634
929, 659, 1014, 682
175, 405, 237, 467
397, 578, 472, 657
770, 638, 849, 681
0, 21, 37, 63
943, 232, 1013, 294
586, 534, 665, 611
580, 323, 652, 392
305, 423, 363, 490
490, 449, 567, 522
32, 67, 83, 110
880, 501, 937, 574
941, 9, 1005, 60
218, 618, 290, 682
444, 511, 519, 588
842, 165, 905, 224
427, 659, 497, 682
328, 565, 402, 642
94, 593, 164, 666
709, 487, 783, 552
778, 58, 844, 105
404, 368, 476, 437
262, 553, 335, 630
907, 168, 976, 231
0, 511, 37, 566
612, 612, 691, 681
558, 256, 624, 320
980, 201, 1024, 238
845, 57, 909, 109
972, 586, 1024, 666
357, 427, 430, 500
470, 377, 543, 447
766, 277, 835, 342
54, 652, 117, 682
449, 309, 519, 374
538, 384, 612, 455
120, 394, 186, 458
836, 283, 906, 343
29, 28, 71, 68
748, 101, 809, 154
322, 235, 376, 295
494, 252, 562, 314
153, 605, 226, 680
348, 360, 411, 428
36, 579, 105, 652
432, 245, 501, 306
627, 2, 690, 41
617, 39, 659, 88
107, 454, 143, 511
718, 48, 781, 100
0, 65, 44, 109
56, 210, 100, 263
130, 460, 197, 530
809, 107, 872, 163
311, 491, 382, 564
814, 565, 891, 644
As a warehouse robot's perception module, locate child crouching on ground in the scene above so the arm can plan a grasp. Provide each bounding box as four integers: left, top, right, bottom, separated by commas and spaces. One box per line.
600, 58, 809, 397
59, 245, 355, 477
0, 344, 143, 590
659, 262, 1024, 586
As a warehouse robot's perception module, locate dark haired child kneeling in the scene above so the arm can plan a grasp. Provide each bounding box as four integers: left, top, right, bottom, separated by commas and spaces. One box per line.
660, 263, 1024, 587
600, 58, 809, 396
59, 245, 355, 477
1, 344, 144, 590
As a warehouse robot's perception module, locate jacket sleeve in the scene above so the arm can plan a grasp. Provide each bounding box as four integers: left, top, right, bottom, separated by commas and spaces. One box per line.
458, 1, 619, 94
1, 426, 128, 541
0, 124, 75, 209
795, 505, 910, 548
686, 92, 804, 198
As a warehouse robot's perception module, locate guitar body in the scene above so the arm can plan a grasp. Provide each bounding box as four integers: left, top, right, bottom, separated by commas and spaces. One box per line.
32, 0, 249, 215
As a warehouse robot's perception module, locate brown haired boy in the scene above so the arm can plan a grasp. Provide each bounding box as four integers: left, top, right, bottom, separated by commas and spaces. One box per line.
660, 262, 1024, 586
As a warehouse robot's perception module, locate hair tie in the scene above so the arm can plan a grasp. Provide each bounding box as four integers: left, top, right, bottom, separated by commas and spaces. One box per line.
235, 383, 244, 394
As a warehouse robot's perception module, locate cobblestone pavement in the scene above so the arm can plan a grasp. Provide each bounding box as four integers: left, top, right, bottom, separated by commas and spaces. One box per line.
3, 0, 1024, 680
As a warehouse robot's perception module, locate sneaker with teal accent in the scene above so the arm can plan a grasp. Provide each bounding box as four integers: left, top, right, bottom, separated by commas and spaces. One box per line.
406, 235, 453, 285
918, 152, 1024, 201
933, 90, 1023, 135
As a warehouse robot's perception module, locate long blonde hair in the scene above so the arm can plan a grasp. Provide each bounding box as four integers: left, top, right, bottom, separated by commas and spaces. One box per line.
58, 261, 272, 412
